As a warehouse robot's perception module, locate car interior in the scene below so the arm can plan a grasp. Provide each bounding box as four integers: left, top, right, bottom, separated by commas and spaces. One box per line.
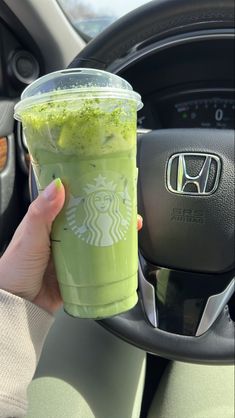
0, 0, 234, 417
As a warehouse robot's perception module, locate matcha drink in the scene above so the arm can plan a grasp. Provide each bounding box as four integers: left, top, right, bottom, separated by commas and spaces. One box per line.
14, 69, 143, 318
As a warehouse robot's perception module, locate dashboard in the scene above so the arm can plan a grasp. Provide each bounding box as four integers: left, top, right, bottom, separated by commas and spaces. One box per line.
0, 17, 234, 133
120, 35, 234, 131
137, 89, 235, 129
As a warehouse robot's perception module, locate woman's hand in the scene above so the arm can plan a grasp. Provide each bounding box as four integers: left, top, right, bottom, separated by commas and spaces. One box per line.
0, 177, 143, 315
0, 179, 65, 314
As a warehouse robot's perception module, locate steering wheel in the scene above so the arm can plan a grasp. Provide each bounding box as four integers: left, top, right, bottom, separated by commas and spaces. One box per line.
31, 0, 234, 364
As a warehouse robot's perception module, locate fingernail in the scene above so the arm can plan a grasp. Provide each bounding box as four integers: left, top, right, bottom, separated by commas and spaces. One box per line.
54, 178, 63, 190
43, 178, 62, 201
137, 214, 143, 231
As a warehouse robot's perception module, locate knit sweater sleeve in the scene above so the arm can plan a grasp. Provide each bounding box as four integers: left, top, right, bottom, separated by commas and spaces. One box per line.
0, 289, 54, 417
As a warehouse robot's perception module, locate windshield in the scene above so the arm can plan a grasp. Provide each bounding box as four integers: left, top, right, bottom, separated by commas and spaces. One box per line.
57, 0, 151, 40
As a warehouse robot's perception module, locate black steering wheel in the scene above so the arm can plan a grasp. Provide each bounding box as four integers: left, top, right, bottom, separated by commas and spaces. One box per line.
31, 0, 234, 364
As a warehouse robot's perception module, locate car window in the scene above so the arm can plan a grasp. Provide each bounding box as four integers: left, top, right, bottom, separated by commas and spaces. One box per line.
57, 0, 151, 40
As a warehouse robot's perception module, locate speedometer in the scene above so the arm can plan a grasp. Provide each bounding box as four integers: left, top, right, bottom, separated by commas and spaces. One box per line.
155, 91, 235, 130
174, 98, 235, 129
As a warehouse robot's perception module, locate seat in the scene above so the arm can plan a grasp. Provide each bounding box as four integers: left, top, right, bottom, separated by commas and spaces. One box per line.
26, 309, 146, 418
147, 361, 235, 418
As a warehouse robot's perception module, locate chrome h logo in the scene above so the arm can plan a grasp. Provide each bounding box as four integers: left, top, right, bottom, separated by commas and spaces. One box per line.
167, 153, 221, 195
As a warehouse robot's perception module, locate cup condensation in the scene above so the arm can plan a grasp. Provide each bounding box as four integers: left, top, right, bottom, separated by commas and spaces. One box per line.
14, 69, 143, 318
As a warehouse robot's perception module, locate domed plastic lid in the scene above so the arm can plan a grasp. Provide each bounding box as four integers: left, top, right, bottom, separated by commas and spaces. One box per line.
14, 68, 143, 120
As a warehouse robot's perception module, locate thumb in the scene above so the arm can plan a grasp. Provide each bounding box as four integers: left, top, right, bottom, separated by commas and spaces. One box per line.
5, 177, 65, 260
17, 178, 65, 245
0, 179, 65, 300
28, 178, 65, 233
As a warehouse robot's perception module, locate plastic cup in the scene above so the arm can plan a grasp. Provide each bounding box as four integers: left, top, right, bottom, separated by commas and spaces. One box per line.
14, 68, 143, 319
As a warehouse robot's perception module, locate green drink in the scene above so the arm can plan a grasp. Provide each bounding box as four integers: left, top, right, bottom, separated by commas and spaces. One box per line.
14, 69, 142, 318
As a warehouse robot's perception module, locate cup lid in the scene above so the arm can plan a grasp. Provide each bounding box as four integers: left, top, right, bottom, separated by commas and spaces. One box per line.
14, 68, 143, 119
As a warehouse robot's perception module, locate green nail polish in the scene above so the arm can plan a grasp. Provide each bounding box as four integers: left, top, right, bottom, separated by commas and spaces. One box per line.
54, 178, 62, 190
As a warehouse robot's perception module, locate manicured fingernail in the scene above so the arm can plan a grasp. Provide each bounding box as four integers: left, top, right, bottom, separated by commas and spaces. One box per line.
43, 178, 62, 201
54, 178, 63, 190
137, 214, 143, 231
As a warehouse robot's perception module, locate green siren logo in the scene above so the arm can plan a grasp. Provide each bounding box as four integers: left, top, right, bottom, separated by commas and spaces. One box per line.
66, 173, 132, 246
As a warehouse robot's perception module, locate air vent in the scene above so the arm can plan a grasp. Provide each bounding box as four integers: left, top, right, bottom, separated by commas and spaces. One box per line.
8, 50, 40, 86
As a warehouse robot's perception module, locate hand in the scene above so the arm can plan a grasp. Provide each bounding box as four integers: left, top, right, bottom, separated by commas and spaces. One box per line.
0, 179, 65, 314
0, 177, 143, 315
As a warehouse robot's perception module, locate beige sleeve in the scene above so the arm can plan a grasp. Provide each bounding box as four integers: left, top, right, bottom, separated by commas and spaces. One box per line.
0, 289, 54, 418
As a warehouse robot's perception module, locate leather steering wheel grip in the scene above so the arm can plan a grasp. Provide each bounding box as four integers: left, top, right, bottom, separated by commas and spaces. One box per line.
69, 0, 234, 71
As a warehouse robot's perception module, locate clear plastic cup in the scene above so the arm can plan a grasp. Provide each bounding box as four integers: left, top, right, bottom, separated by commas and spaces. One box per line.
14, 68, 143, 318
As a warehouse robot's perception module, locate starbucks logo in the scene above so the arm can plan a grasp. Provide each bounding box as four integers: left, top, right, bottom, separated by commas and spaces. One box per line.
66, 174, 132, 247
